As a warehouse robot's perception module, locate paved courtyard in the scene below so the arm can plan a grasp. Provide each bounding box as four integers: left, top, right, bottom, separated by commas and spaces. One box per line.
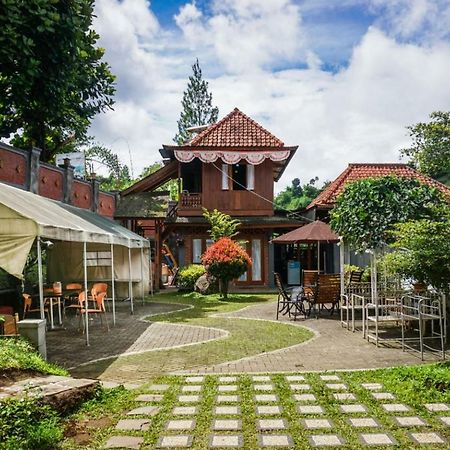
102, 372, 449, 449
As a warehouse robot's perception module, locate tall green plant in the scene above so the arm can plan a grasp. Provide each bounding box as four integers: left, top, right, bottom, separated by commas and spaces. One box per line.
203, 209, 241, 242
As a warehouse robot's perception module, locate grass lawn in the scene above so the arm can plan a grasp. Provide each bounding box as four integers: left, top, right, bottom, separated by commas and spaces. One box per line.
62, 363, 450, 449
71, 292, 313, 381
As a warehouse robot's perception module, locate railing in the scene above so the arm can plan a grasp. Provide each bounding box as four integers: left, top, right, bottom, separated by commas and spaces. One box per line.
179, 192, 202, 208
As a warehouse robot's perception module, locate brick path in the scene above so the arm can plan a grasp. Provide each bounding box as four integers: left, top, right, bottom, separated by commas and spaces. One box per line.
46, 302, 226, 369
181, 301, 446, 374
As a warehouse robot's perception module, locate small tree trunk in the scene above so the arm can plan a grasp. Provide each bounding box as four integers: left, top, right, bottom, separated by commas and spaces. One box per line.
220, 278, 229, 299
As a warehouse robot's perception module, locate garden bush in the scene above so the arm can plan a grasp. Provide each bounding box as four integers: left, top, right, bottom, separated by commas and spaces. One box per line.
0, 397, 62, 450
177, 264, 206, 291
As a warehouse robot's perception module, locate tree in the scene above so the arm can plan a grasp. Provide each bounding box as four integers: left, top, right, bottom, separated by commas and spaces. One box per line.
274, 177, 327, 211
174, 59, 219, 145
203, 208, 241, 242
0, 0, 115, 161
202, 237, 251, 298
401, 111, 450, 184
330, 176, 442, 252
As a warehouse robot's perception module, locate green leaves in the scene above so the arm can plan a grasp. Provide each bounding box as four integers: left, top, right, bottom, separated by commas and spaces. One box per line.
203, 208, 241, 242
330, 176, 442, 252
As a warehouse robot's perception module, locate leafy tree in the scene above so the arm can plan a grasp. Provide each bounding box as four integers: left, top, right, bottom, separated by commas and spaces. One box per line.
174, 59, 219, 145
330, 176, 442, 252
274, 177, 327, 211
203, 208, 241, 242
401, 111, 450, 184
0, 0, 115, 161
381, 205, 450, 291
202, 237, 251, 298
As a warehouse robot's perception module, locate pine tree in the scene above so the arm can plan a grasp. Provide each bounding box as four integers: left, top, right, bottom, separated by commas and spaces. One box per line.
174, 59, 219, 145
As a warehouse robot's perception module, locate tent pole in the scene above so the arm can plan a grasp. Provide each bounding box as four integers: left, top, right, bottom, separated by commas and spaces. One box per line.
128, 246, 134, 314
37, 237, 45, 321
317, 241, 320, 272
140, 246, 145, 306
83, 241, 89, 346
110, 244, 116, 326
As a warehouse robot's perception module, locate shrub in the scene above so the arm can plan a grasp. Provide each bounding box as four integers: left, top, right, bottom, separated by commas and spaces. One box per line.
202, 238, 251, 298
177, 264, 206, 291
0, 397, 62, 450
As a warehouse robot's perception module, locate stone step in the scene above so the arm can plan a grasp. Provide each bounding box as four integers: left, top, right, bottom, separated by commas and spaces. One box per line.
0, 375, 99, 413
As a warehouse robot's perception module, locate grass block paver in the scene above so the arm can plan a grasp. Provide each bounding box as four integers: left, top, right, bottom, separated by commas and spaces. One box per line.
290, 384, 311, 391
157, 435, 193, 448
293, 393, 317, 402
298, 405, 324, 414
166, 419, 196, 431
181, 385, 202, 393
135, 394, 163, 402
309, 434, 345, 447
286, 375, 305, 381
254, 384, 274, 391
218, 385, 238, 392
372, 392, 395, 400
177, 395, 200, 403
215, 405, 241, 415
409, 432, 446, 444
381, 403, 410, 412
173, 406, 198, 415
209, 434, 243, 448
148, 384, 170, 391
302, 418, 333, 429
325, 383, 347, 390
333, 393, 356, 401
257, 419, 287, 430
320, 375, 340, 381
394, 416, 428, 427
256, 405, 283, 415
217, 395, 240, 403
258, 434, 293, 448
361, 383, 383, 391
348, 418, 380, 428
116, 419, 151, 431
213, 419, 242, 430
255, 394, 278, 402
359, 433, 397, 446
127, 406, 160, 416
438, 416, 450, 425
424, 403, 450, 412
339, 404, 368, 414
252, 375, 271, 381
184, 376, 204, 383
105, 436, 144, 449
219, 376, 237, 383
123, 383, 142, 390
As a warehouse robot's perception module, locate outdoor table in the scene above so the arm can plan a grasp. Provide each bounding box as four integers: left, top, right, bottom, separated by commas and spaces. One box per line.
43, 290, 63, 330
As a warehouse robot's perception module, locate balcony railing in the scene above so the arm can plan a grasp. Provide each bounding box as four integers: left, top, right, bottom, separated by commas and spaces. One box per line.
180, 192, 202, 209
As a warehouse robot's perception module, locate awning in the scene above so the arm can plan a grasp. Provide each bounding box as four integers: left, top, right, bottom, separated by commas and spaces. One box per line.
0, 182, 148, 278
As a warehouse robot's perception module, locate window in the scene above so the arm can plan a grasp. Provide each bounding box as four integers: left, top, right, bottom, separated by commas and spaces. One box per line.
86, 251, 112, 267
192, 239, 202, 264
252, 239, 262, 281
221, 163, 255, 191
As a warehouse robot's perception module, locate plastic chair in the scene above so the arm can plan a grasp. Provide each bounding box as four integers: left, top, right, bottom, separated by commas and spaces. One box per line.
79, 291, 109, 331
23, 293, 49, 320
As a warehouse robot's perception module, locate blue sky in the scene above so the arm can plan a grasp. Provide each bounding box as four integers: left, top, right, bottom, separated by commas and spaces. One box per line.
91, 0, 450, 189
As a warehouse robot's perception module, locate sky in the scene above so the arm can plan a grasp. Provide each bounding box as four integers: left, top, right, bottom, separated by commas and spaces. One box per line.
90, 0, 450, 191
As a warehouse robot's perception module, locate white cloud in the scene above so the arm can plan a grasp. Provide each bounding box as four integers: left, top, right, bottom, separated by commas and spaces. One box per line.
89, 0, 450, 192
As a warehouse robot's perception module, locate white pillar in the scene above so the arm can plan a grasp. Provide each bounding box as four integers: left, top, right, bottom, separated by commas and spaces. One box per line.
339, 238, 345, 297
128, 246, 134, 314
83, 241, 89, 346
140, 246, 145, 306
37, 237, 45, 321
317, 241, 321, 272
110, 243, 116, 326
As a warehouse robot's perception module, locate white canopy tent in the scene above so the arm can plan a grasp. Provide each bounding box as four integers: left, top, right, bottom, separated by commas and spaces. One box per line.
0, 182, 150, 345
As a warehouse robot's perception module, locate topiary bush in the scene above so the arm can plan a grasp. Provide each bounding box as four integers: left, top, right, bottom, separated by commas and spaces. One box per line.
177, 264, 206, 291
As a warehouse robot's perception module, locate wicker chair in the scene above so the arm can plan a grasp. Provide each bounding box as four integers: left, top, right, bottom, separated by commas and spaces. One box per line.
311, 274, 340, 316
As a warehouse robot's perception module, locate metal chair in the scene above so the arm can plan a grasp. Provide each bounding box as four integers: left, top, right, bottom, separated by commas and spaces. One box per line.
274, 272, 309, 320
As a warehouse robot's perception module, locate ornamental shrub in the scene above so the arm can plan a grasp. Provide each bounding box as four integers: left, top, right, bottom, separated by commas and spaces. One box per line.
202, 237, 251, 298
177, 264, 206, 291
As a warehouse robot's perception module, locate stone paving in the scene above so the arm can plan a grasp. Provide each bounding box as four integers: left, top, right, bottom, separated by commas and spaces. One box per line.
103, 372, 449, 449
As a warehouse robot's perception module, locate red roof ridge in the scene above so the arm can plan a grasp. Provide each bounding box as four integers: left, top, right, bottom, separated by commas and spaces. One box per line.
307, 162, 450, 210
186, 107, 285, 147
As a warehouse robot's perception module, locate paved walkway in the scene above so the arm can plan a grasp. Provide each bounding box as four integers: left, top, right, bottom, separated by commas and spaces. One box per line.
181, 301, 445, 373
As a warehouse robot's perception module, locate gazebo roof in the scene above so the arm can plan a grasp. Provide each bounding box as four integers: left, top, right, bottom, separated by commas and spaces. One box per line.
272, 220, 339, 244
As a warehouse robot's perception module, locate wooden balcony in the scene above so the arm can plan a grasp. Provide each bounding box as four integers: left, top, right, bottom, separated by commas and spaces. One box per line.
179, 192, 202, 212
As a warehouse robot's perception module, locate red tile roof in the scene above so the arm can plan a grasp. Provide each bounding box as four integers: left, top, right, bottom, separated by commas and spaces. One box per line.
307, 163, 450, 210
187, 108, 285, 147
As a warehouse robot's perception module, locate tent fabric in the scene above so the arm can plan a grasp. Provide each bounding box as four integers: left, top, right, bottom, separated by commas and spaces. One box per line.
0, 182, 148, 278
272, 220, 339, 244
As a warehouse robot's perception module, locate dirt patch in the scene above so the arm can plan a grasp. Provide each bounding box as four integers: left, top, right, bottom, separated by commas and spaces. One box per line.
64, 417, 113, 446
0, 368, 42, 387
